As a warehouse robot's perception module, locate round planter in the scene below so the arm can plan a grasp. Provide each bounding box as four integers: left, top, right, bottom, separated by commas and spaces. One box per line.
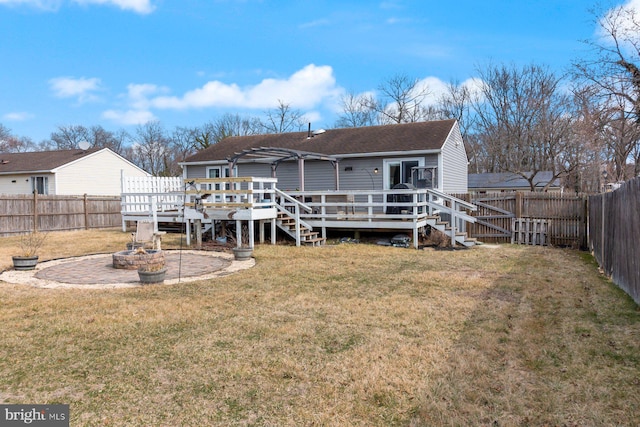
138, 268, 167, 284
12, 255, 39, 271
113, 249, 165, 270
233, 247, 253, 261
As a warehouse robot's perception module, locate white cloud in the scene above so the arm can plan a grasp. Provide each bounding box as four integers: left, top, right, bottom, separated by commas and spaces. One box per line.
299, 18, 331, 29
72, 0, 154, 14
148, 64, 343, 111
2, 111, 34, 121
124, 83, 169, 109
49, 76, 102, 103
419, 76, 485, 104
599, 0, 640, 40
0, 0, 62, 10
102, 109, 156, 125
0, 0, 154, 13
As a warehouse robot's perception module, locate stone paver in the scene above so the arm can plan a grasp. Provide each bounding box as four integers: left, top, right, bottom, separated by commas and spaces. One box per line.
0, 250, 254, 289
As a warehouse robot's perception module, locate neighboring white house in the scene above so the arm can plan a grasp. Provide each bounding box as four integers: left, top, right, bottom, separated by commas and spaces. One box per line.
0, 148, 149, 196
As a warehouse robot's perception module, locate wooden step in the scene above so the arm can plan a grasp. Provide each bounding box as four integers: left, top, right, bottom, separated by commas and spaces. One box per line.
302, 237, 326, 246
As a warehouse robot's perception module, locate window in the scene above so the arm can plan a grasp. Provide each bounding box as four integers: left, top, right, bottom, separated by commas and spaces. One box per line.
383, 158, 423, 189
31, 176, 48, 194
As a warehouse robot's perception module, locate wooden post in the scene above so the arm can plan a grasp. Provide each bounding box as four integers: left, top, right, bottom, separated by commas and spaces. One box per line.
194, 219, 202, 249
84, 194, 90, 230
33, 190, 38, 232
515, 191, 523, 219
601, 193, 605, 267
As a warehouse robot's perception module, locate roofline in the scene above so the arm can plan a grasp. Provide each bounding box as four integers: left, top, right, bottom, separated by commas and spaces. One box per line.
51, 147, 150, 175
338, 149, 441, 158
0, 170, 54, 176
179, 148, 442, 166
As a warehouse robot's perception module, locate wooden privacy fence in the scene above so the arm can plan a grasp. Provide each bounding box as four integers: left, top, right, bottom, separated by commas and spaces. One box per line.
0, 193, 122, 237
589, 178, 640, 304
453, 192, 588, 248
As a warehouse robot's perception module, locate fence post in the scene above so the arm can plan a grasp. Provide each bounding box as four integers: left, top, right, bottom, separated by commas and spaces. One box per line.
84, 194, 89, 230
601, 193, 605, 268
33, 190, 38, 232
515, 192, 523, 218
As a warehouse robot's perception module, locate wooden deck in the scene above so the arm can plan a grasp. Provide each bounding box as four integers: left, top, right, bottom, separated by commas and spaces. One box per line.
121, 176, 477, 249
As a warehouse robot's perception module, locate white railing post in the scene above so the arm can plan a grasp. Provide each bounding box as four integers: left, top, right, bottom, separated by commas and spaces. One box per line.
295, 203, 301, 246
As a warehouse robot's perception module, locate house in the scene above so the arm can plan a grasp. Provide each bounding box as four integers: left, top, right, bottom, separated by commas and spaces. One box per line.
181, 119, 468, 194
468, 172, 562, 195
0, 148, 149, 196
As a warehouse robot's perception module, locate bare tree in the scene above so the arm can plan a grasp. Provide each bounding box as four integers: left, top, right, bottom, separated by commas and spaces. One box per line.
0, 124, 37, 152
573, 4, 640, 122
471, 63, 577, 190
262, 100, 305, 133
50, 124, 129, 154
131, 121, 172, 176
362, 74, 431, 124
170, 126, 198, 162
50, 125, 90, 149
193, 113, 263, 150
334, 92, 377, 128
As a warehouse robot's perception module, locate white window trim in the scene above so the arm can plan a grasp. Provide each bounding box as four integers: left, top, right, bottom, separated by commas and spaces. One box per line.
382, 157, 425, 190
30, 176, 49, 195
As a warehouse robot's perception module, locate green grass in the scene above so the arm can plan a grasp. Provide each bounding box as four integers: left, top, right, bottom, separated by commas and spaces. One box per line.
0, 232, 639, 426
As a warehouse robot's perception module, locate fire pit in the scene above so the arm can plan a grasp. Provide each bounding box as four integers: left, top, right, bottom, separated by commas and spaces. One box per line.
112, 249, 165, 270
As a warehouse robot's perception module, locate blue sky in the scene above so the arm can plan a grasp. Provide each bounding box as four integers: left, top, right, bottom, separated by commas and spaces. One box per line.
0, 0, 628, 143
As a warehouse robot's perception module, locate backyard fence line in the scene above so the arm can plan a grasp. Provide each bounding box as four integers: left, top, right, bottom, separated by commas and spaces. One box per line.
0, 193, 122, 237
589, 177, 640, 304
452, 192, 588, 248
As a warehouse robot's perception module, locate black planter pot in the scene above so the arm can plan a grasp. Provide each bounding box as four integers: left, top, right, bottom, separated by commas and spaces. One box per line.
12, 255, 39, 271
138, 268, 167, 284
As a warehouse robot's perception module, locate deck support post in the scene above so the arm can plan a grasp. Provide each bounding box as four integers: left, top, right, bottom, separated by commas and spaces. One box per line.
194, 219, 202, 249
271, 218, 276, 244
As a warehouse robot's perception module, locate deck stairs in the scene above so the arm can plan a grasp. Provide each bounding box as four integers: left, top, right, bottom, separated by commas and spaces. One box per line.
276, 211, 326, 246
425, 214, 477, 247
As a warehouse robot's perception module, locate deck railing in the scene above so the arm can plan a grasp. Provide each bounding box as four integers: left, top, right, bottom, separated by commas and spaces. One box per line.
121, 176, 477, 246
184, 177, 278, 210
283, 188, 476, 222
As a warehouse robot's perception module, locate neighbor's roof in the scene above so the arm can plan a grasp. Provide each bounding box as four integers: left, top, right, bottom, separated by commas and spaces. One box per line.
0, 148, 102, 174
183, 119, 457, 164
468, 172, 561, 190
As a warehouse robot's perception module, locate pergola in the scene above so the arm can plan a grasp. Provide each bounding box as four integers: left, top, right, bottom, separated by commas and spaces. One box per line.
226, 147, 341, 191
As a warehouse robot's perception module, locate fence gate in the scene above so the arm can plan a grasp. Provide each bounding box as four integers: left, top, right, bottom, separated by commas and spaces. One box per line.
462, 192, 587, 247
467, 195, 516, 242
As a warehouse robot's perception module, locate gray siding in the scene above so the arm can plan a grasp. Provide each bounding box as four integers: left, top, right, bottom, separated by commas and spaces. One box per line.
441, 122, 468, 193
338, 158, 383, 191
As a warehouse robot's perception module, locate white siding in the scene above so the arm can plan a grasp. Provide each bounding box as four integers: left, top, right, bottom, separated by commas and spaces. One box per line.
55, 149, 149, 196
0, 173, 54, 195
441, 122, 468, 193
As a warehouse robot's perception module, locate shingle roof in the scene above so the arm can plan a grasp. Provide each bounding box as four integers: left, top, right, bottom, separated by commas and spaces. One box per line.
183, 119, 457, 163
0, 148, 101, 174
468, 172, 561, 190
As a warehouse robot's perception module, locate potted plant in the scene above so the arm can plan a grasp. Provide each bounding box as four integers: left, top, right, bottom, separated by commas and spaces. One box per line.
12, 231, 47, 271
232, 225, 253, 261
137, 262, 167, 284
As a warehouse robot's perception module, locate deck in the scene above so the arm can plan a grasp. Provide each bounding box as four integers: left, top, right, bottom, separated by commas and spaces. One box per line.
121, 176, 477, 249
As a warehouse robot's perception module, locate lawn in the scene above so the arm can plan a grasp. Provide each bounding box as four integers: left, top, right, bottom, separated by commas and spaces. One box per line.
0, 230, 638, 426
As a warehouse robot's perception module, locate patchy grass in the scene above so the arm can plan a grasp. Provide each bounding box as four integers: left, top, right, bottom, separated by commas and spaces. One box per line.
0, 231, 638, 426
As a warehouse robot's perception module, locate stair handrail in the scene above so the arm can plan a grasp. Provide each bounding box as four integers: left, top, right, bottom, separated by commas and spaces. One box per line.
425, 189, 477, 246
274, 188, 314, 246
